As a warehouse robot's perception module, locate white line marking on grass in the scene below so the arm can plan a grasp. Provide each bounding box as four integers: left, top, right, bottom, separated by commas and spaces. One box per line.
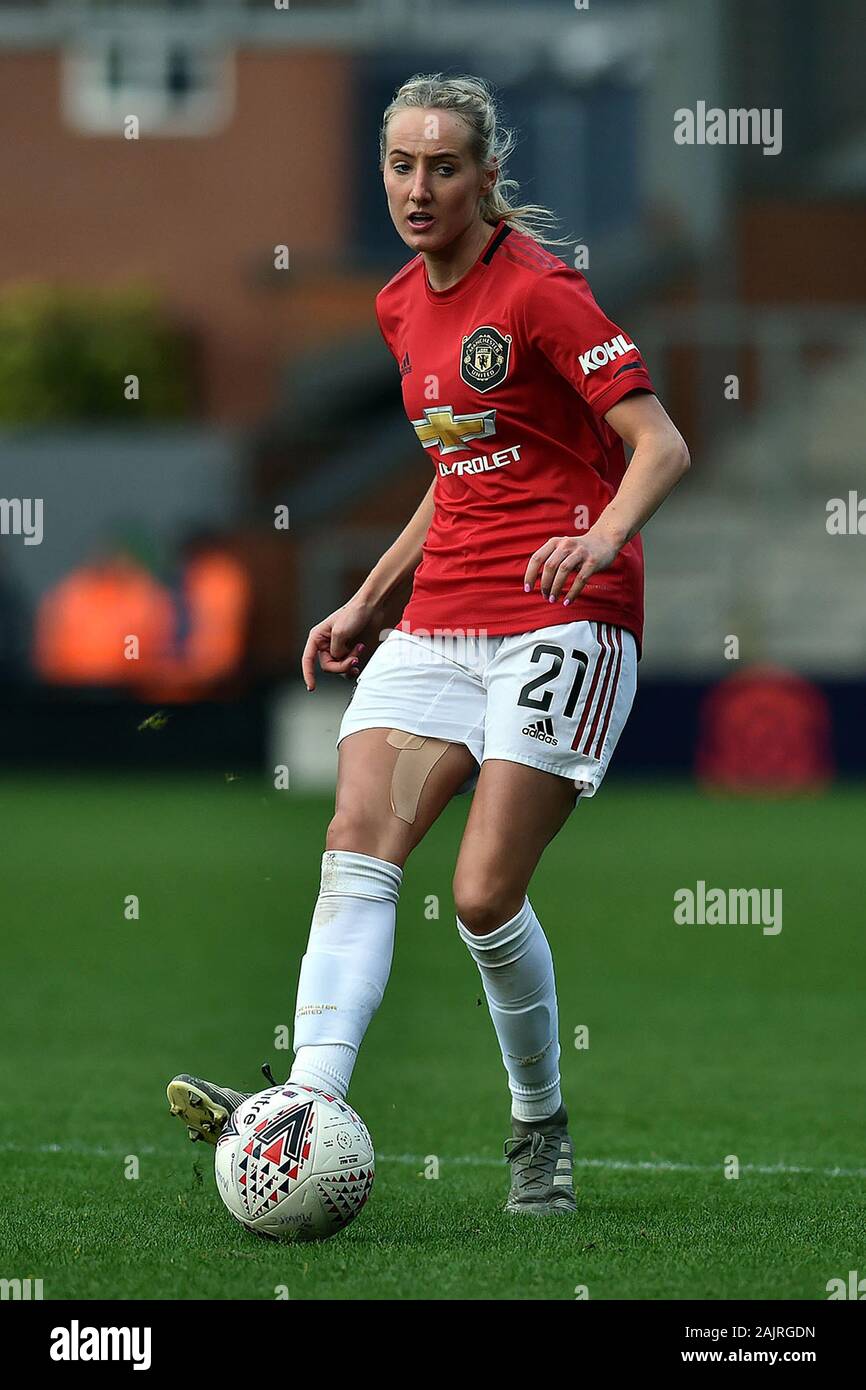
0, 1142, 162, 1156
3, 1142, 864, 1179
381, 1154, 866, 1178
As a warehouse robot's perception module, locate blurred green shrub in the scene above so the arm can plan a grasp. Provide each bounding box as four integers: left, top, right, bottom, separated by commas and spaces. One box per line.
0, 280, 196, 422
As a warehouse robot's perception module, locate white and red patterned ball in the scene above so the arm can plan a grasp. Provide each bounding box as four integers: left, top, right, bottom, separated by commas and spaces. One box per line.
214, 1085, 375, 1241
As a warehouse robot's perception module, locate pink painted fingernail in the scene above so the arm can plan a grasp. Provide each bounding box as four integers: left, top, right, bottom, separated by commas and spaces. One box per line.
548, 594, 556, 603
563, 598, 570, 606
524, 583, 530, 592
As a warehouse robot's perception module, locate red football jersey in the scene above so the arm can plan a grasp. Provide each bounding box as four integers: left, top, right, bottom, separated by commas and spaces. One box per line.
375, 218, 655, 654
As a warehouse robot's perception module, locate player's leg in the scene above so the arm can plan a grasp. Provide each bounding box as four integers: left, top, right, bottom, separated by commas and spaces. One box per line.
453, 621, 638, 1211
287, 627, 485, 1102
453, 759, 579, 1214
326, 724, 477, 865
168, 729, 476, 1143
166, 629, 482, 1143
288, 724, 478, 1098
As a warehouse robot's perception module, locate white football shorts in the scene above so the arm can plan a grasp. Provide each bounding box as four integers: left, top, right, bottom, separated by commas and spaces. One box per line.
336, 620, 637, 798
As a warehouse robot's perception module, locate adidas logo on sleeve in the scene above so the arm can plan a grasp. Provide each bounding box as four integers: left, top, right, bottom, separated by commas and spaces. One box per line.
521, 716, 558, 746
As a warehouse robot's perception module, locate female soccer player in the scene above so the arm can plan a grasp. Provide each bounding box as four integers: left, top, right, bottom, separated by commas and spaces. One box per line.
168, 73, 689, 1216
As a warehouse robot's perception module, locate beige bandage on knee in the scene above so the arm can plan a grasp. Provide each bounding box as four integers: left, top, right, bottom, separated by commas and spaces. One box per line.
385, 729, 452, 823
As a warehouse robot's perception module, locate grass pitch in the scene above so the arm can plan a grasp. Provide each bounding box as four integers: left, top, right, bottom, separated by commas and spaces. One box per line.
1, 774, 864, 1300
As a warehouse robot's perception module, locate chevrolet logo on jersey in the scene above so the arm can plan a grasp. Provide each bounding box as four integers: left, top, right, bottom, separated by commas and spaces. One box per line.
411, 405, 497, 455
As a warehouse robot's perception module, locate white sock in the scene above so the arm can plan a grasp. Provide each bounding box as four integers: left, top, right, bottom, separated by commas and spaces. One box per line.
289, 850, 402, 1097
457, 896, 562, 1122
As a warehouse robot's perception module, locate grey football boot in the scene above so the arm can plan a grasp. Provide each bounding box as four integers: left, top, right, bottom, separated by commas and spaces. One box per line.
503, 1104, 577, 1215
166, 1062, 279, 1144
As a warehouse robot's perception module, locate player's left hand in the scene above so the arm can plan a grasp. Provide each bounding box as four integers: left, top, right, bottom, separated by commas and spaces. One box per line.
523, 529, 621, 605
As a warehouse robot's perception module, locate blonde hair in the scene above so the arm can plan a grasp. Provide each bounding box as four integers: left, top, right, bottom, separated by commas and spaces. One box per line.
379, 72, 572, 248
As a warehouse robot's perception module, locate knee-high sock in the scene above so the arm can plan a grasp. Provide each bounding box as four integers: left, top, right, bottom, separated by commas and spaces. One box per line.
457, 896, 562, 1121
290, 849, 402, 1097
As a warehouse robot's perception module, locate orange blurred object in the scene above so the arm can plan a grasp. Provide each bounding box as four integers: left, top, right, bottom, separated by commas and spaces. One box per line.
34, 558, 174, 687
135, 549, 252, 702
34, 544, 251, 701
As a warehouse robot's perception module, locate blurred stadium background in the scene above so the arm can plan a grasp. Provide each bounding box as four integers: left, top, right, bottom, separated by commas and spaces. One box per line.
0, 0, 863, 786
2, 0, 866, 1302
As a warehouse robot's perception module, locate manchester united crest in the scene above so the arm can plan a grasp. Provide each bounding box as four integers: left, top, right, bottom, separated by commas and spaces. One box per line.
460, 325, 512, 393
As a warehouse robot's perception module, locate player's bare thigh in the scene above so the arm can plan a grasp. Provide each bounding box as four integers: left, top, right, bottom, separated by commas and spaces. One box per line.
452, 758, 579, 934
327, 727, 479, 867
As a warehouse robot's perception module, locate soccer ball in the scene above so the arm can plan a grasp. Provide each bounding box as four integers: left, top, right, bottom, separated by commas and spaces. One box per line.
214, 1084, 374, 1241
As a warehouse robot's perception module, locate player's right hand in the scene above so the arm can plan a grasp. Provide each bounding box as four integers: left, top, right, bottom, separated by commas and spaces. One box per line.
301, 601, 372, 691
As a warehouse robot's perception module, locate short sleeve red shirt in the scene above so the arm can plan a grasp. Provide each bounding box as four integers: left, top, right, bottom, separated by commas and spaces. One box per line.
375, 219, 655, 655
